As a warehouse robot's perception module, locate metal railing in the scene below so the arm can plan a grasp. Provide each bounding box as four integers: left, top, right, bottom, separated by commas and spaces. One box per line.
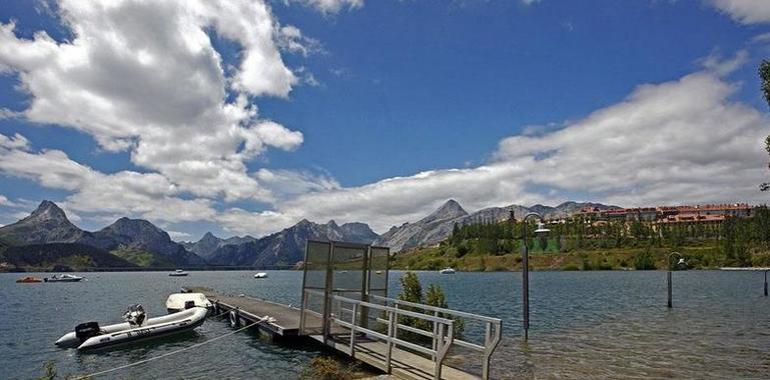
304, 289, 455, 380
370, 294, 503, 380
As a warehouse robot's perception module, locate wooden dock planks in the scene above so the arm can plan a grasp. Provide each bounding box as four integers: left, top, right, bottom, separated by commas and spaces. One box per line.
313, 334, 478, 380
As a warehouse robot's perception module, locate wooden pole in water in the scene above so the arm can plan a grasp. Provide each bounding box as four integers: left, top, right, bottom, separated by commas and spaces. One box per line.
522, 231, 529, 341
667, 252, 682, 308
667, 270, 673, 308
765, 270, 768, 297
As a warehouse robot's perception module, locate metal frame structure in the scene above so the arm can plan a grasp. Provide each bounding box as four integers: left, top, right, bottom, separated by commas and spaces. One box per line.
299, 240, 390, 338
298, 239, 503, 380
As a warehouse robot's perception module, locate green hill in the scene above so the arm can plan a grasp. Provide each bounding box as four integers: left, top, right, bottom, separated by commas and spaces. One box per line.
2, 243, 137, 271
110, 246, 176, 267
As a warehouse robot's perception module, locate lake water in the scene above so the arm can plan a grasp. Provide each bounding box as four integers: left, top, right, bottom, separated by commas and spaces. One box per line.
1, 270, 769, 379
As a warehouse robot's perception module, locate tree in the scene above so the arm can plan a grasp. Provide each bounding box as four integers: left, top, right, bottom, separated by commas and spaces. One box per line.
759, 59, 770, 191
396, 272, 463, 341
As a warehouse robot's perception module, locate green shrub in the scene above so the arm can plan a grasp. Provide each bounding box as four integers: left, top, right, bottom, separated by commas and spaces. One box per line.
561, 263, 580, 271
633, 248, 656, 270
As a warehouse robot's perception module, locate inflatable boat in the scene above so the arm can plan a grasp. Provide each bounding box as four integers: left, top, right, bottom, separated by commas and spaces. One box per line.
55, 304, 208, 350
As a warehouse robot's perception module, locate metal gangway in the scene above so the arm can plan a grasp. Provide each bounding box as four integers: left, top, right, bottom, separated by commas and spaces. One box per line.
299, 240, 503, 380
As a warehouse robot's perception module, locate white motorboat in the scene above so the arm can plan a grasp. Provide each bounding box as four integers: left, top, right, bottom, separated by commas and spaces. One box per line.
254, 272, 268, 279
55, 304, 207, 350
169, 269, 188, 277
439, 267, 456, 274
45, 274, 84, 282
166, 292, 212, 313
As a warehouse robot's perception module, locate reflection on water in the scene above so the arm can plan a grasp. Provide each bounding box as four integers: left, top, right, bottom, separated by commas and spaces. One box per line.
1, 270, 768, 379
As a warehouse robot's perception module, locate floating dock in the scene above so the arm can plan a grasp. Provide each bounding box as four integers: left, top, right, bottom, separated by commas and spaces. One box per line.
181, 286, 307, 337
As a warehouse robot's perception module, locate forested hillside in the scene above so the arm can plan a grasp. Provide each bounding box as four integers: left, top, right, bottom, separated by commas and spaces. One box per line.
393, 207, 770, 271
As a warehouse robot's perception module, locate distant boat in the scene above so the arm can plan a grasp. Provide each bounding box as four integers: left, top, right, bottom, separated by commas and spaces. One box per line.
16, 276, 43, 283
439, 268, 456, 274
45, 274, 84, 282
169, 269, 188, 277
165, 292, 212, 313
254, 272, 268, 279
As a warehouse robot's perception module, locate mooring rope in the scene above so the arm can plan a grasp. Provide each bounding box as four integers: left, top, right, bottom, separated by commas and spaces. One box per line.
71, 314, 274, 379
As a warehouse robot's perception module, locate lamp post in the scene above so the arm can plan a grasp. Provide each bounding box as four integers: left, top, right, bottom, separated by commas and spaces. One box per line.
519, 212, 549, 340
667, 252, 685, 308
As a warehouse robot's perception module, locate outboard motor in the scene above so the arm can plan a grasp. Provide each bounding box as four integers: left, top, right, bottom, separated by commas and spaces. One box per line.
122, 304, 147, 326
75, 321, 101, 342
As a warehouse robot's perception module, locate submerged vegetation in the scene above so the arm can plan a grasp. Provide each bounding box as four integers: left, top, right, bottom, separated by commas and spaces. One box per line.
392, 207, 770, 271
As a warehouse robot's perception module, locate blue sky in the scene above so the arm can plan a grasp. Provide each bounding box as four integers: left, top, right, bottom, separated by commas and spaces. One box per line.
1, 0, 770, 241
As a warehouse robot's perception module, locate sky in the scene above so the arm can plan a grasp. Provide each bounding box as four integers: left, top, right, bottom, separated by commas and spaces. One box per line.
1, 0, 770, 241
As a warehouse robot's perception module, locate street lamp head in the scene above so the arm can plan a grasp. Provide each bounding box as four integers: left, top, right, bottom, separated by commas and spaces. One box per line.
534, 222, 550, 235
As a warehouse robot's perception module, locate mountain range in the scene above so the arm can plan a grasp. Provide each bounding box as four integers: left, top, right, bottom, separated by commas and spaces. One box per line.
0, 201, 204, 268
373, 200, 619, 252
0, 199, 616, 270
203, 219, 379, 267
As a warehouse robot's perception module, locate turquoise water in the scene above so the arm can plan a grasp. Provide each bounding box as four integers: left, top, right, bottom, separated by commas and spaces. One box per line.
1, 270, 769, 379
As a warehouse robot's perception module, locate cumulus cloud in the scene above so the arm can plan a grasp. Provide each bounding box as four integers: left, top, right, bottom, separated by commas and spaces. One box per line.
276, 25, 325, 57
0, 139, 217, 223
711, 0, 770, 24
0, 0, 304, 202
289, 0, 364, 14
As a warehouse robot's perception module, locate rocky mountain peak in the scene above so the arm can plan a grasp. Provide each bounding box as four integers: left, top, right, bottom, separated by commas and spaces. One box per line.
420, 199, 468, 224
28, 200, 68, 221
0, 200, 84, 245
200, 231, 219, 242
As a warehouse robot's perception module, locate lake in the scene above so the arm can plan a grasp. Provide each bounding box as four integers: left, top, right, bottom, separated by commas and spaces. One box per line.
1, 270, 768, 379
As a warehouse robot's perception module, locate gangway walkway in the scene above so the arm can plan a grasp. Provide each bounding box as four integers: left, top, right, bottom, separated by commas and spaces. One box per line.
302, 289, 502, 380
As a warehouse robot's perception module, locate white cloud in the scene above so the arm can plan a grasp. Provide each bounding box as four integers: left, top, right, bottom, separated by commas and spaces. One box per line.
167, 230, 193, 241
0, 0, 303, 203
710, 0, 770, 24
0, 140, 217, 224
698, 49, 748, 76
276, 25, 324, 57
312, 0, 364, 13
0, 108, 22, 120
288, 0, 364, 14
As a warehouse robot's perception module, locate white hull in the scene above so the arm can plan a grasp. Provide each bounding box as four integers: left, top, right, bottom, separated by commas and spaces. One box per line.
55, 307, 208, 350
45, 274, 84, 282
166, 293, 212, 313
